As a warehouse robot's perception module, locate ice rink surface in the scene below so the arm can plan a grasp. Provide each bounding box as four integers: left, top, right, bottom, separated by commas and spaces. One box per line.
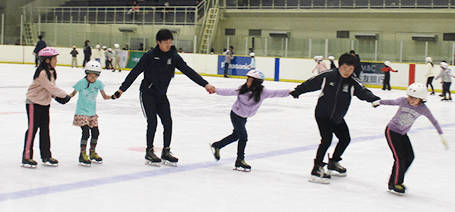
0, 63, 454, 211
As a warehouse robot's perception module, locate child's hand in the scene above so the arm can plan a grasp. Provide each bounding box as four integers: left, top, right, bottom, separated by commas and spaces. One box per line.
441, 134, 449, 150
372, 100, 381, 108
205, 84, 216, 94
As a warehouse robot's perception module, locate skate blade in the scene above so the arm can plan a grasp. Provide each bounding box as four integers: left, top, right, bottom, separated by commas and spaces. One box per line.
91, 160, 103, 164
79, 162, 91, 167
162, 160, 178, 167
387, 189, 405, 196
145, 160, 161, 167
42, 163, 59, 167
308, 176, 330, 184
21, 164, 37, 169
233, 167, 251, 172
328, 170, 347, 177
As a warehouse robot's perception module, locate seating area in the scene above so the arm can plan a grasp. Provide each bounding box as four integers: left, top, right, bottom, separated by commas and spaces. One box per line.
62, 0, 199, 7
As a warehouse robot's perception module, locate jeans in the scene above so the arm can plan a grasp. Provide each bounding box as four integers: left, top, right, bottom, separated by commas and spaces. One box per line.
214, 111, 248, 160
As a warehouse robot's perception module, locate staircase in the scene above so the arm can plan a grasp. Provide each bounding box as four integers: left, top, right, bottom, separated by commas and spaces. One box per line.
23, 23, 35, 46
199, 7, 219, 53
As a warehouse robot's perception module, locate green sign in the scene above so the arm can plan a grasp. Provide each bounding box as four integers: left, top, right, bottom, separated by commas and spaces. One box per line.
126, 51, 146, 69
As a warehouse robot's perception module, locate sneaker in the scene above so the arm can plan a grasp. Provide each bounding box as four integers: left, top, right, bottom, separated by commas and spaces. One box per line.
89, 149, 103, 164
79, 151, 91, 167
42, 158, 59, 167
234, 159, 251, 172
22, 159, 37, 168
145, 148, 161, 166
309, 164, 331, 184
328, 159, 347, 177
210, 143, 220, 161
388, 184, 406, 195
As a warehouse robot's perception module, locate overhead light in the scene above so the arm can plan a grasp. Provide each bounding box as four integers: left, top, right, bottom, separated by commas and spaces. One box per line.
118, 27, 137, 33
412, 34, 437, 41
355, 33, 378, 40
269, 31, 290, 38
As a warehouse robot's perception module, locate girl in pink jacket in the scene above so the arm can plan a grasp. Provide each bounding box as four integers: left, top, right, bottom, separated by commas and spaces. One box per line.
210, 70, 290, 171
22, 47, 70, 168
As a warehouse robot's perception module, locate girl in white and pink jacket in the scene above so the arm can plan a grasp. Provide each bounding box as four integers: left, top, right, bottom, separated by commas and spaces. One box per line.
210, 70, 291, 171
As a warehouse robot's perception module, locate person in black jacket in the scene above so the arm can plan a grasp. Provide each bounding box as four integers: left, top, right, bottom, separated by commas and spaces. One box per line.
350, 50, 362, 77
112, 29, 216, 167
33, 35, 46, 67
83, 40, 92, 67
291, 53, 380, 184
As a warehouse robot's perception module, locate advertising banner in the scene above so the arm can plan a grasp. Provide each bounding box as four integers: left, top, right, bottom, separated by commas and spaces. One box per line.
119, 51, 130, 68
359, 62, 386, 85
217, 56, 252, 76
126, 51, 146, 69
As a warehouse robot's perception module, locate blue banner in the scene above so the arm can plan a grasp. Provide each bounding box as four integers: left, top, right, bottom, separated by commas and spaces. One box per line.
359, 62, 386, 85
217, 56, 252, 76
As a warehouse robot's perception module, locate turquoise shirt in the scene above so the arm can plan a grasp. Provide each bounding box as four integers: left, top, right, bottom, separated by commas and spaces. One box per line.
73, 78, 105, 116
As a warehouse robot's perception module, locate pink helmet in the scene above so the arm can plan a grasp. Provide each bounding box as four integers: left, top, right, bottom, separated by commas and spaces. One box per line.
246, 69, 265, 80
38, 47, 59, 57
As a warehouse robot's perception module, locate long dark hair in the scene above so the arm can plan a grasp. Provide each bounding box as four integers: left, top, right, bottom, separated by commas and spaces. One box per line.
238, 78, 264, 103
33, 56, 56, 81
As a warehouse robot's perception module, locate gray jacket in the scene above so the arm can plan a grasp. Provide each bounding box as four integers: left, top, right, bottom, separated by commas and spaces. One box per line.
436, 68, 452, 82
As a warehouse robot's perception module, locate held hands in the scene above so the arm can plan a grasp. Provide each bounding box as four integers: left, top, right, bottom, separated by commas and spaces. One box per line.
440, 134, 449, 150
205, 84, 216, 94
55, 95, 71, 104
290, 90, 299, 99
372, 100, 381, 108
111, 90, 123, 100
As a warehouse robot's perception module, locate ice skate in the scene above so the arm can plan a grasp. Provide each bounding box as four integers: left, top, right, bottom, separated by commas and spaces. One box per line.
89, 149, 103, 164
210, 143, 220, 161
79, 151, 91, 167
327, 159, 347, 177
161, 147, 178, 167
388, 184, 406, 196
234, 159, 251, 172
21, 159, 37, 168
309, 164, 331, 184
42, 158, 59, 167
145, 148, 161, 167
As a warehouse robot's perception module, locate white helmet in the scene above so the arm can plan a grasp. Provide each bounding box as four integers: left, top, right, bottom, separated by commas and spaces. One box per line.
84, 60, 103, 75
425, 57, 433, 62
441, 62, 449, 69
102, 46, 107, 49
114, 43, 120, 48
406, 83, 427, 100
107, 48, 112, 51
328, 56, 335, 60
95, 44, 100, 49
246, 69, 265, 80
249, 52, 255, 57
384, 61, 391, 67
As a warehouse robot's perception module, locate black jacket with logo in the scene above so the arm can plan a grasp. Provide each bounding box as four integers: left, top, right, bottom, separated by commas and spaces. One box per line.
293, 68, 380, 124
119, 45, 208, 96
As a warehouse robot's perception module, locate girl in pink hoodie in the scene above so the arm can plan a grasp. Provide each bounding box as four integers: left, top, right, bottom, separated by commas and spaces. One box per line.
210, 70, 290, 171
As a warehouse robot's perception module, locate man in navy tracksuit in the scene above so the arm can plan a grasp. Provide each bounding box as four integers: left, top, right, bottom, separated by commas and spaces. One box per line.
291, 53, 380, 184
113, 29, 216, 166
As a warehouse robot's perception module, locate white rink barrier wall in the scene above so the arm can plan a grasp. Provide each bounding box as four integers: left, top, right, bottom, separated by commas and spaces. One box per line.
1, 45, 450, 92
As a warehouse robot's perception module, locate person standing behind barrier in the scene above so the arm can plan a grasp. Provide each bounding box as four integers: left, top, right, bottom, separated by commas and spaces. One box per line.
70, 46, 79, 68
83, 40, 92, 68
93, 44, 103, 63
382, 61, 398, 91
113, 43, 122, 72
33, 35, 46, 67
425, 57, 436, 95
350, 50, 362, 77
435, 62, 454, 101
224, 46, 234, 78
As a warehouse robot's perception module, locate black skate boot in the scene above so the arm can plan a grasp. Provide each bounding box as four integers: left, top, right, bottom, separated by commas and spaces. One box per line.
161, 147, 178, 166
89, 149, 103, 164
388, 184, 406, 195
22, 159, 37, 168
79, 151, 91, 167
42, 158, 59, 167
234, 159, 251, 172
210, 143, 220, 161
328, 158, 347, 177
309, 163, 331, 184
145, 148, 161, 167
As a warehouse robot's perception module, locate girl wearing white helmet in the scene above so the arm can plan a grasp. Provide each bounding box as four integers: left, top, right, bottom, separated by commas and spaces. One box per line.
93, 44, 103, 63
381, 61, 398, 91
435, 62, 454, 101
22, 47, 70, 168
210, 70, 291, 171
312, 55, 328, 74
113, 43, 122, 72
425, 57, 435, 95
373, 82, 447, 195
249, 52, 256, 70
68, 60, 113, 166
328, 55, 337, 69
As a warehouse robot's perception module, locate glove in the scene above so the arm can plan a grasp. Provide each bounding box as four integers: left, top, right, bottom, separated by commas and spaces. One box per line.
290, 90, 299, 99
55, 95, 71, 104
112, 91, 121, 99
441, 134, 449, 150
372, 100, 381, 108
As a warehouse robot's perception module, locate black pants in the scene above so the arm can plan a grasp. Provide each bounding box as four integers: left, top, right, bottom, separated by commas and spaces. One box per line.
224, 62, 229, 76
23, 104, 52, 160
213, 111, 248, 160
140, 92, 172, 150
105, 59, 112, 69
385, 127, 414, 186
83, 55, 90, 67
382, 72, 391, 90
442, 82, 452, 98
314, 115, 351, 165
426, 77, 434, 93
